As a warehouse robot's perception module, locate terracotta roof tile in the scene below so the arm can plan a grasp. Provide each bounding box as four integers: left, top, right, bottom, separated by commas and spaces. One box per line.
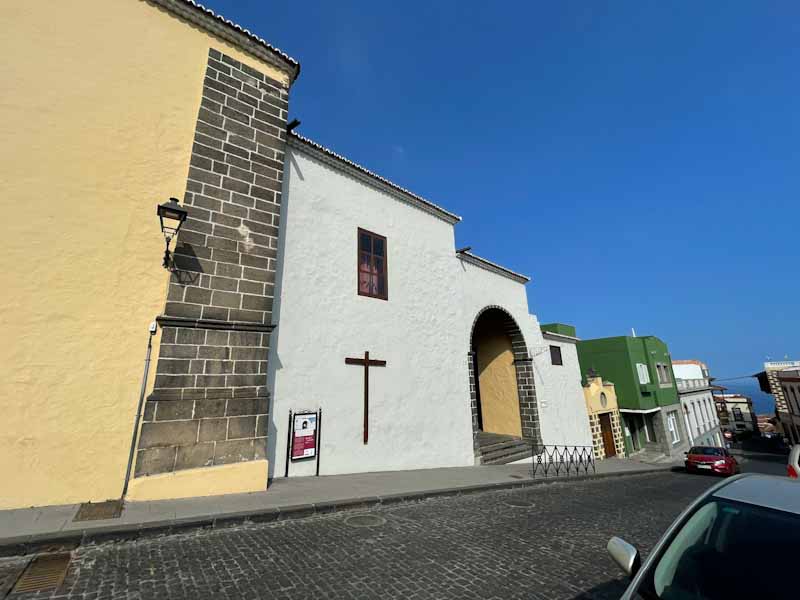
182, 0, 297, 65
154, 0, 300, 80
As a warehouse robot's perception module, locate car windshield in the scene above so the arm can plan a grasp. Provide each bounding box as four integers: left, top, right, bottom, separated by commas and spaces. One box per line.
640, 496, 800, 599
688, 447, 722, 456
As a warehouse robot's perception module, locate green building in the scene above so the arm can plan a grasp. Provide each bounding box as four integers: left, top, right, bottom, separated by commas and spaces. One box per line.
577, 336, 690, 458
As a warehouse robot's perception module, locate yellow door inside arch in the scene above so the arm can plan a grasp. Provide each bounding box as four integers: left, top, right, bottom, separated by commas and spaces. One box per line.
475, 315, 523, 437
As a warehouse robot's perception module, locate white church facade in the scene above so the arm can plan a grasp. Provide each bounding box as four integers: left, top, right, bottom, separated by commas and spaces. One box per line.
268, 133, 592, 478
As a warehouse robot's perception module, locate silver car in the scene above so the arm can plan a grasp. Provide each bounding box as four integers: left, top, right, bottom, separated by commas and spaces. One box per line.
607, 473, 800, 599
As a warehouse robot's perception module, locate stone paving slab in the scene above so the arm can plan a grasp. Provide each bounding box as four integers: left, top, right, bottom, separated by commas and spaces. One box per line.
0, 459, 666, 556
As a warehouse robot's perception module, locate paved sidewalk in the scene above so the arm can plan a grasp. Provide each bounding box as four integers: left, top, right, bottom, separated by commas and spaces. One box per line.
0, 458, 665, 555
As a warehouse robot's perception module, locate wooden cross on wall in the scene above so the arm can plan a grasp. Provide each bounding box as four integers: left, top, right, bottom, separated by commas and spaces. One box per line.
345, 351, 387, 444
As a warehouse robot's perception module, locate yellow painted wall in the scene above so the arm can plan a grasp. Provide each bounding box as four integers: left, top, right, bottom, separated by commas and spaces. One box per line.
583, 377, 619, 415
475, 320, 522, 437
126, 460, 268, 502
0, 0, 290, 509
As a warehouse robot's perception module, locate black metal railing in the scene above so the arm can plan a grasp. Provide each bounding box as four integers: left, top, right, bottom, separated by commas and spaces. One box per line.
529, 444, 596, 478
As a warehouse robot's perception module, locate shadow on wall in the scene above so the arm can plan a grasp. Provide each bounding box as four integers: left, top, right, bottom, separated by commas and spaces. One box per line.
288, 147, 304, 181
170, 243, 203, 285
473, 310, 515, 371
265, 150, 294, 480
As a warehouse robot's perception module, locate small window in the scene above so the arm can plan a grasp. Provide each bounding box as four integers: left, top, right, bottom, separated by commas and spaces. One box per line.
549, 345, 563, 366
357, 228, 388, 300
732, 407, 744, 422
656, 363, 672, 385
636, 363, 650, 385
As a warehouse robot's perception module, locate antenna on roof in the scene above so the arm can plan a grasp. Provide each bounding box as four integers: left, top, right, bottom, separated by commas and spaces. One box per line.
286, 119, 301, 133
456, 246, 472, 254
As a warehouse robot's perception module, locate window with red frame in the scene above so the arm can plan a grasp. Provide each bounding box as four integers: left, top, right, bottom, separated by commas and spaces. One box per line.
358, 228, 387, 300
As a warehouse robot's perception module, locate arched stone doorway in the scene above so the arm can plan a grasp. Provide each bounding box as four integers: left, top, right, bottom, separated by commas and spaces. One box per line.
473, 309, 522, 436
468, 306, 540, 456
468, 307, 540, 458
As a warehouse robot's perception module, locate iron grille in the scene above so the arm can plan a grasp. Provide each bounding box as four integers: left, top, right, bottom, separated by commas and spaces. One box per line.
530, 444, 596, 478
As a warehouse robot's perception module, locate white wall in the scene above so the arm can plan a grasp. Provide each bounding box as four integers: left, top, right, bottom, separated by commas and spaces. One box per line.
270, 143, 593, 478
680, 390, 718, 442
721, 397, 757, 432
534, 334, 593, 447
673, 363, 704, 380
456, 262, 591, 448
268, 147, 475, 478
455, 259, 534, 351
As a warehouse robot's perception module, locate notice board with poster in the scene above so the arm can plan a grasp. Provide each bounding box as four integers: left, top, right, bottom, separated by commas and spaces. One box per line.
291, 412, 318, 460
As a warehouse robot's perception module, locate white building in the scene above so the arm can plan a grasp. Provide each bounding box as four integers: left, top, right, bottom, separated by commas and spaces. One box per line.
776, 368, 800, 444
672, 360, 721, 447
537, 325, 593, 452
267, 133, 592, 478
714, 393, 758, 436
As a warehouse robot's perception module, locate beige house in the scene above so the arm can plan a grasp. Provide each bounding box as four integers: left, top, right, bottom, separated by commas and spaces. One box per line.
583, 375, 626, 460
0, 0, 299, 509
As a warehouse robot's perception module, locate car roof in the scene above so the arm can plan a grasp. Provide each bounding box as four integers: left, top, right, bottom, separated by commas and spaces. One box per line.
713, 475, 800, 515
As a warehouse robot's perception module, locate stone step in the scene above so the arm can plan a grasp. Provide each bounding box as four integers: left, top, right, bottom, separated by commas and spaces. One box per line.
483, 447, 533, 465
475, 432, 533, 465
633, 449, 669, 464
478, 439, 528, 454
480, 442, 532, 464
476, 431, 516, 443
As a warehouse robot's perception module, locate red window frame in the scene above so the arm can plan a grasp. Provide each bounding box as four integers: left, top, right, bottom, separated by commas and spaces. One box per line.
357, 228, 388, 300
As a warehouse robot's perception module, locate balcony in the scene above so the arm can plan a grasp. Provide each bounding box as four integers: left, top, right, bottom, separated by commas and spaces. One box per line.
639, 382, 658, 394
676, 378, 710, 392
765, 361, 800, 369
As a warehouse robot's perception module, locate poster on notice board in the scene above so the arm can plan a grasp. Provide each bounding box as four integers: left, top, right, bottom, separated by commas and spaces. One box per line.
291, 412, 317, 460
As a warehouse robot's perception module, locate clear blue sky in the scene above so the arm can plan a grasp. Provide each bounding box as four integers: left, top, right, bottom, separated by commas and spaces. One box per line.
204, 0, 798, 379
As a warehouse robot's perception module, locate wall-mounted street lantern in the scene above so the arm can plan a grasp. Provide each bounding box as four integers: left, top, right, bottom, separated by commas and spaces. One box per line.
157, 197, 187, 269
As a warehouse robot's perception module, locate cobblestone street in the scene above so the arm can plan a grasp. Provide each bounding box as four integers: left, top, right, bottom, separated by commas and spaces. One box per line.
0, 471, 728, 600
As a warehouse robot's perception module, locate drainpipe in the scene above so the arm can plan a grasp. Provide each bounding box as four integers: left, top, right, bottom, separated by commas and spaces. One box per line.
122, 321, 158, 498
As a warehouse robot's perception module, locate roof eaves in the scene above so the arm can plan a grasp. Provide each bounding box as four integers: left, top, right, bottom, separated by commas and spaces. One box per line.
457, 251, 530, 284
542, 330, 580, 343
153, 0, 300, 82
287, 132, 462, 224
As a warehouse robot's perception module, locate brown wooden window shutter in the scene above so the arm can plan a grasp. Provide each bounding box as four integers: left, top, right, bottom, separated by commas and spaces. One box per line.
357, 228, 388, 300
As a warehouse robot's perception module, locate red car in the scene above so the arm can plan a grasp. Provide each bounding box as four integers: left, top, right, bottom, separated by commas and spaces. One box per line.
685, 446, 739, 476
788, 445, 799, 478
